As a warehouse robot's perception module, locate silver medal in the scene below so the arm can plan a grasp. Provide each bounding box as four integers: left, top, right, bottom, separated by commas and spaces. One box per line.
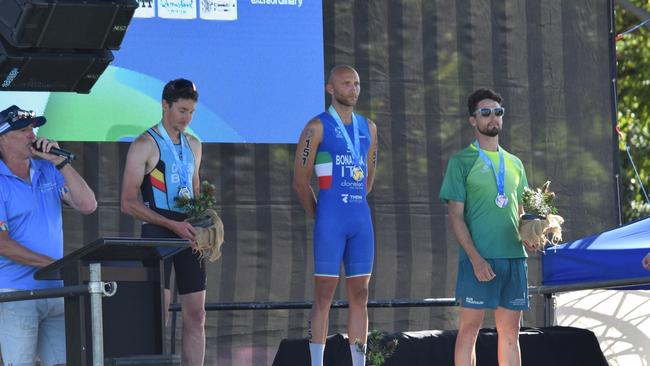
178, 186, 191, 199
495, 194, 508, 208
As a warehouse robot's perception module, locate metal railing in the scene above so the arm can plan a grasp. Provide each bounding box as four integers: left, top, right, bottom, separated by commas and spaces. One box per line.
0, 263, 117, 366
166, 275, 650, 349
529, 276, 650, 295
530, 275, 650, 326
167, 275, 650, 314
168, 297, 458, 312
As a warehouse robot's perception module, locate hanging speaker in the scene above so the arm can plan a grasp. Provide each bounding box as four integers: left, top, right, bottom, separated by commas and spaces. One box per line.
0, 0, 139, 50
0, 37, 114, 93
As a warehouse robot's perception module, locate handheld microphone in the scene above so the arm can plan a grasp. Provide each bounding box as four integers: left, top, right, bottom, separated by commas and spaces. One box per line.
32, 142, 76, 161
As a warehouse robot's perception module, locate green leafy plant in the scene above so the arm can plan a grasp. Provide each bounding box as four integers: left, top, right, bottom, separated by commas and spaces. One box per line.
355, 330, 398, 366
174, 180, 217, 221
616, 1, 650, 222
522, 181, 558, 218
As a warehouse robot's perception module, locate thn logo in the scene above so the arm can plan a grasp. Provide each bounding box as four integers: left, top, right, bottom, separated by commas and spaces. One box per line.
341, 193, 363, 203
2, 68, 19, 88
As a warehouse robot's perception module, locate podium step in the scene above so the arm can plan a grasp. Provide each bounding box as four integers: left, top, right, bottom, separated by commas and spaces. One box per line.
105, 354, 180, 365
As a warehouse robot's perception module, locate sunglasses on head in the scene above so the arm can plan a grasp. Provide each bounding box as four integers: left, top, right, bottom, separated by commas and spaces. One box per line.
170, 79, 196, 92
473, 107, 505, 117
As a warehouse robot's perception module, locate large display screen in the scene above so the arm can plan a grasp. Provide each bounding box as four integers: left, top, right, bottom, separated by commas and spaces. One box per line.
0, 0, 324, 143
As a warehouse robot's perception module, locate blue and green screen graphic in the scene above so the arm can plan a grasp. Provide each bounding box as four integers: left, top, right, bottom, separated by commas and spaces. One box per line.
0, 0, 324, 143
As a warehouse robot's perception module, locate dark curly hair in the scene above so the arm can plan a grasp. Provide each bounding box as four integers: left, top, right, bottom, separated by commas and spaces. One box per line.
467, 88, 502, 116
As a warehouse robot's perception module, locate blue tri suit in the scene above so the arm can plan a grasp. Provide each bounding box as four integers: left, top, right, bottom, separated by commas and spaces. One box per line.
140, 127, 207, 294
141, 127, 195, 213
313, 111, 374, 277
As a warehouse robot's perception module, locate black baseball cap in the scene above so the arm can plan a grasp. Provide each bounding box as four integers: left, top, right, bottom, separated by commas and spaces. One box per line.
0, 105, 47, 135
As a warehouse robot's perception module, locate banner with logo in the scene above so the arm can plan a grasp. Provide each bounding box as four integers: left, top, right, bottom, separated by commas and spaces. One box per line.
0, 0, 323, 143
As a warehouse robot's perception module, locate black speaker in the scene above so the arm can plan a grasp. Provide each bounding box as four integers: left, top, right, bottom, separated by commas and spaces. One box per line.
0, 0, 139, 49
0, 37, 113, 93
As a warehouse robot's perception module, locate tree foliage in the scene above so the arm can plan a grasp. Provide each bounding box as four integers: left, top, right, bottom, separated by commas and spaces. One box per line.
616, 1, 650, 222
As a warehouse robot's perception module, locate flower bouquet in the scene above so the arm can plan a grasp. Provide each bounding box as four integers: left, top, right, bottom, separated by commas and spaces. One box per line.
174, 180, 225, 262
355, 330, 399, 366
519, 181, 564, 252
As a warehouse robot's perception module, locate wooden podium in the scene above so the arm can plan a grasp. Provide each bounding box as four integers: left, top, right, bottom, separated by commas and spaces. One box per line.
35, 237, 188, 366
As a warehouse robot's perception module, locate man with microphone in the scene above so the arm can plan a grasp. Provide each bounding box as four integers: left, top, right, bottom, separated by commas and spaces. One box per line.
0, 105, 97, 365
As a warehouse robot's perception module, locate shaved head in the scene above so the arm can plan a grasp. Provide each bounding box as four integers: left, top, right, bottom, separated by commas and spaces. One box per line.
327, 65, 358, 84
326, 64, 361, 109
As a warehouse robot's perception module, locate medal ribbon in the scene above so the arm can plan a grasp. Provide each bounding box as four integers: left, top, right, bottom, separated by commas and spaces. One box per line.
328, 105, 363, 168
473, 140, 505, 198
157, 121, 189, 191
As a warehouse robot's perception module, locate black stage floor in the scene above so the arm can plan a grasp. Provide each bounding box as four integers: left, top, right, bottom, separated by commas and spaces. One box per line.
273, 326, 608, 366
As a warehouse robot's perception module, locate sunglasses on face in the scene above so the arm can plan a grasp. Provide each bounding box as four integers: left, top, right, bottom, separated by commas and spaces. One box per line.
473, 107, 505, 118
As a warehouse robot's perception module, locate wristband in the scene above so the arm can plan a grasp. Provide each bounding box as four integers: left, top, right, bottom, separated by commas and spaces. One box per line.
56, 158, 70, 170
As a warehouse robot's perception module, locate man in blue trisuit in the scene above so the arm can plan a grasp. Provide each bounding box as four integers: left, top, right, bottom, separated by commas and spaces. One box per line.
293, 65, 379, 366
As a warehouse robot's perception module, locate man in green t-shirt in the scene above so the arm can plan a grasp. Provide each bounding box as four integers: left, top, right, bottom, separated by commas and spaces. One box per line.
439, 88, 529, 366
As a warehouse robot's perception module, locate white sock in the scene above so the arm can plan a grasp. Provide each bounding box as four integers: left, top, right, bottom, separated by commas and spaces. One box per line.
350, 344, 366, 366
309, 342, 325, 366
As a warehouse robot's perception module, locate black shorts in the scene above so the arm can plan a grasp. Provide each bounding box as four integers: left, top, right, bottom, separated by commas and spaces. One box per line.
141, 223, 207, 295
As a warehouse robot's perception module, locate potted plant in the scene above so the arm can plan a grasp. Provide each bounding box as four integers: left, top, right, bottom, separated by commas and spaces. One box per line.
355, 330, 399, 366
174, 180, 225, 262
519, 181, 564, 252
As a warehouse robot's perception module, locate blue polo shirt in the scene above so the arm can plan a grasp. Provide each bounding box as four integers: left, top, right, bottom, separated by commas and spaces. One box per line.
0, 159, 65, 289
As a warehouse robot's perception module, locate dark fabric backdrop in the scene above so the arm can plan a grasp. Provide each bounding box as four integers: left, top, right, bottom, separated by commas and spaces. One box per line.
56, 1, 617, 364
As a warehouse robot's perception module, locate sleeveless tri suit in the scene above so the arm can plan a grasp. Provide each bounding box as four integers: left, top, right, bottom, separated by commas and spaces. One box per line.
140, 127, 206, 294
312, 111, 374, 277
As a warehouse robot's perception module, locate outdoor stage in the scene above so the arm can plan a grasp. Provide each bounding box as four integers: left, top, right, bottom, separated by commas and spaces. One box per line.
0, 0, 632, 364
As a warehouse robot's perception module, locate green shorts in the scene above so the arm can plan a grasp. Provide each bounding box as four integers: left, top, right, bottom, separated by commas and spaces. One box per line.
456, 258, 529, 310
